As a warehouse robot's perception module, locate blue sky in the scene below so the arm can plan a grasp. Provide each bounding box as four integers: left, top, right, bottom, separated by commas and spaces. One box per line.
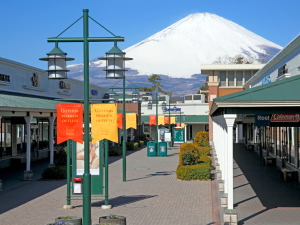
1, 0, 299, 69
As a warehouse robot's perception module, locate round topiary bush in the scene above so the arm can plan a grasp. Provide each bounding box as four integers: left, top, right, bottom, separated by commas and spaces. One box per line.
182, 152, 196, 165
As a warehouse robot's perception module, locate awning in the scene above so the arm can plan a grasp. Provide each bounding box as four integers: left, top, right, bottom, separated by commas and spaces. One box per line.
211, 75, 300, 116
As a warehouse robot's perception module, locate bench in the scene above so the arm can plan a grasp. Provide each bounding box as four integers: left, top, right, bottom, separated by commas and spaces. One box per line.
264, 157, 276, 166
280, 168, 298, 182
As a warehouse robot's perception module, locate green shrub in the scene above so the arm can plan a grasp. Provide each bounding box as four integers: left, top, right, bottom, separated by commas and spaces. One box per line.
194, 131, 209, 147
198, 146, 210, 156
54, 147, 67, 166
199, 155, 212, 168
179, 143, 202, 165
182, 152, 196, 165
133, 142, 139, 150
109, 146, 122, 156
42, 166, 66, 179
139, 140, 145, 146
176, 164, 211, 180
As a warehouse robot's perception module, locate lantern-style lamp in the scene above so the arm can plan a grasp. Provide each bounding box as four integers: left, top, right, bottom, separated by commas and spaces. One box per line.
40, 43, 74, 79
147, 101, 152, 110
132, 89, 139, 103
99, 42, 132, 79
161, 101, 167, 112
108, 90, 117, 103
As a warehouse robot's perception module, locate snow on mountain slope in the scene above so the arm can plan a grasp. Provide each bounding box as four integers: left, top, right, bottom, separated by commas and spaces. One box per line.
70, 13, 282, 78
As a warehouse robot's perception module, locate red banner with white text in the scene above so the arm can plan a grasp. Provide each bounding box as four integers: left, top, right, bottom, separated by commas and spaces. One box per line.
56, 104, 83, 144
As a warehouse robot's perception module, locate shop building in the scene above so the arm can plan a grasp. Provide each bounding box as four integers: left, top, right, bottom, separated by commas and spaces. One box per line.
0, 57, 108, 175
210, 34, 300, 223
141, 94, 209, 142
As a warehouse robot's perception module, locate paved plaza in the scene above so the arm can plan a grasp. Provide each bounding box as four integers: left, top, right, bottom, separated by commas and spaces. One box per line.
0, 144, 217, 225
2, 143, 300, 224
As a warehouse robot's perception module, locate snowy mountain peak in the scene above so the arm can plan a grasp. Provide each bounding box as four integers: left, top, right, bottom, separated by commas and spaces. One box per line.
75, 13, 282, 78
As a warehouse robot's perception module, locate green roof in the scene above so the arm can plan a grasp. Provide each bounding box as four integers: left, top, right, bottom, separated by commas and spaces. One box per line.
211, 75, 300, 115
214, 75, 300, 102
0, 93, 58, 111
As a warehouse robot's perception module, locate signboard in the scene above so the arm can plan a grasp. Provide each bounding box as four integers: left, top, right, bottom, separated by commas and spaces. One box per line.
72, 140, 103, 195
76, 142, 100, 175
255, 115, 270, 126
173, 128, 184, 143
165, 132, 171, 142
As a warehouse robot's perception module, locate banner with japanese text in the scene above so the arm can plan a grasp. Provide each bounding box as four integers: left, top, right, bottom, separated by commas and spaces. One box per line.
56, 104, 83, 144
126, 113, 137, 129
149, 115, 156, 125
91, 104, 118, 143
158, 115, 165, 125
117, 113, 123, 129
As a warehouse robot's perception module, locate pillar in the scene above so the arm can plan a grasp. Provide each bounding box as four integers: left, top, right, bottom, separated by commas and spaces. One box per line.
49, 116, 55, 166
224, 114, 237, 210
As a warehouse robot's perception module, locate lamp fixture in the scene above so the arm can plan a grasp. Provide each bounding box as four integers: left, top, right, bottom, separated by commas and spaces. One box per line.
99, 42, 132, 79
40, 43, 74, 79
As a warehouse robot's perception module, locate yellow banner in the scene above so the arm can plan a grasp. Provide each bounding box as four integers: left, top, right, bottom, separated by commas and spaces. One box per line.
126, 113, 137, 129
158, 115, 165, 125
171, 117, 176, 124
91, 104, 118, 143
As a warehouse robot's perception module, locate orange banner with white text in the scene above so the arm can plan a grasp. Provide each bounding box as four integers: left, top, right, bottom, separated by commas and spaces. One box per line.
117, 113, 123, 129
91, 104, 118, 143
56, 104, 83, 144
164, 117, 170, 124
149, 115, 156, 125
171, 117, 176, 124
126, 113, 137, 129
158, 115, 165, 125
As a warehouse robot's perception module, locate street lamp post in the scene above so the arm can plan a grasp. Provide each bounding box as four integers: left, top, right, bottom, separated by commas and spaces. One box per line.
99, 45, 132, 182
40, 9, 125, 225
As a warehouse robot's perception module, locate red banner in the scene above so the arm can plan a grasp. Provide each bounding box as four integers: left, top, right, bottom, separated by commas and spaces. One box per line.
117, 113, 123, 129
149, 115, 156, 125
57, 104, 83, 144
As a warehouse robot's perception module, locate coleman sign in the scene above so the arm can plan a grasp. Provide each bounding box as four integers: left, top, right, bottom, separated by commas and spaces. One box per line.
271, 114, 300, 123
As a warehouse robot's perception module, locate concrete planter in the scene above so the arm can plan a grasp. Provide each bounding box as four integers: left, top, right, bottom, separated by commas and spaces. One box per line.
55, 216, 82, 225
99, 215, 126, 225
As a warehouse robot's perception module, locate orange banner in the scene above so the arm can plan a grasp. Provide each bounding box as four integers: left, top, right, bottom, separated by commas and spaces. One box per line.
149, 115, 156, 125
91, 104, 118, 143
171, 117, 176, 124
117, 113, 123, 129
56, 104, 83, 144
164, 117, 170, 124
126, 113, 137, 129
158, 115, 165, 125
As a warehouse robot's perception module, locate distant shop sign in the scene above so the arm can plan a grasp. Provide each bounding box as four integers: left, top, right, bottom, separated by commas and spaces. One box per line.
271, 114, 300, 123
255, 114, 270, 126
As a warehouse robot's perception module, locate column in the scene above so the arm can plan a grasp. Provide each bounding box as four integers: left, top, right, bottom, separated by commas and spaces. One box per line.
224, 114, 237, 210
49, 116, 55, 166
24, 116, 33, 180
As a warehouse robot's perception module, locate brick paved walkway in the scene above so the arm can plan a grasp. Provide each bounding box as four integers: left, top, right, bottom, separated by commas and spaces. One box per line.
0, 144, 216, 225
233, 144, 300, 225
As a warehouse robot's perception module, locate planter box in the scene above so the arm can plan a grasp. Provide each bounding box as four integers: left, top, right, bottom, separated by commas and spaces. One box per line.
99, 216, 126, 225
55, 216, 82, 225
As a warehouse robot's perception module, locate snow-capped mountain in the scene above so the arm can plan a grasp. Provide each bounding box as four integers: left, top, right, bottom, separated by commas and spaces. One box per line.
72, 12, 282, 78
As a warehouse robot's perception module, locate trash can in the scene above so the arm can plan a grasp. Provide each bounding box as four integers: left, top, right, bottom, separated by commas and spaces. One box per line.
147, 141, 157, 157
158, 141, 167, 157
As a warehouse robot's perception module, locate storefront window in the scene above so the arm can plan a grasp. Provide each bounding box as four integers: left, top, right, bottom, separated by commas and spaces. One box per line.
245, 71, 251, 82
228, 71, 234, 86
236, 71, 243, 86
220, 71, 226, 87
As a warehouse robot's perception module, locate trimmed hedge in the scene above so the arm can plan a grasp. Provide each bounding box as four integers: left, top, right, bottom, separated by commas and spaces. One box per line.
176, 164, 211, 181
42, 166, 67, 179
194, 131, 209, 147
176, 140, 212, 180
